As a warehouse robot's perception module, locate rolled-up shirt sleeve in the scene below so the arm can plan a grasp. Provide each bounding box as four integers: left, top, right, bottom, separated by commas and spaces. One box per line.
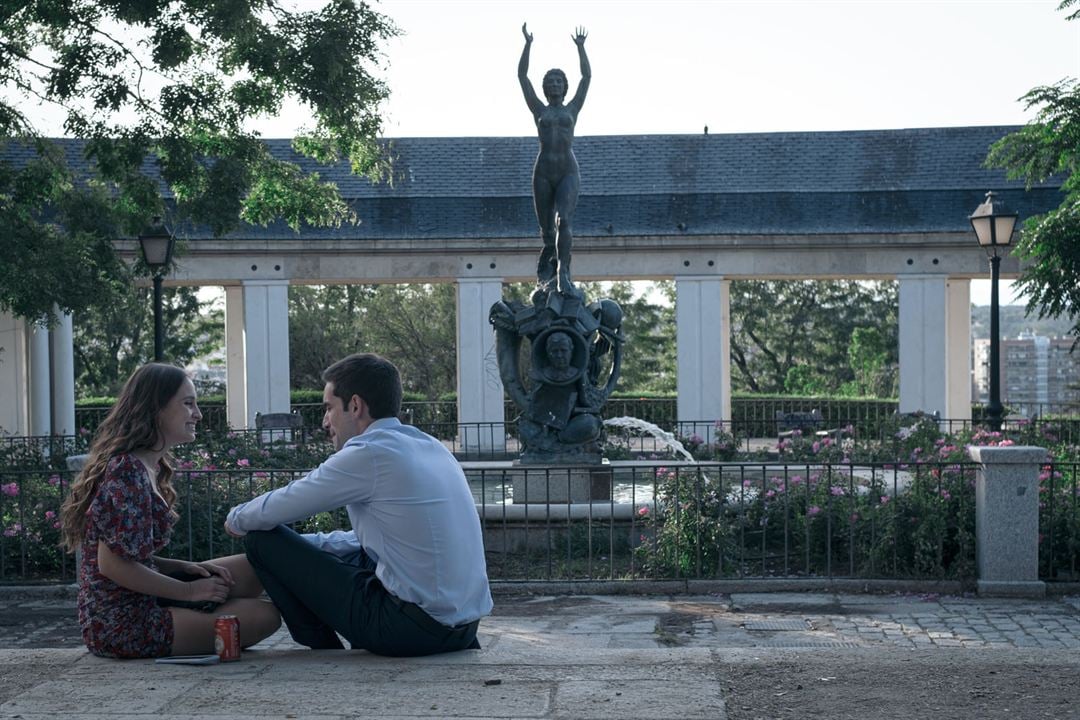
302, 529, 363, 556
227, 449, 373, 534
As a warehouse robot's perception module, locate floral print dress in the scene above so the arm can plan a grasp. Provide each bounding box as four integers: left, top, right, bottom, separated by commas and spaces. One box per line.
77, 453, 176, 658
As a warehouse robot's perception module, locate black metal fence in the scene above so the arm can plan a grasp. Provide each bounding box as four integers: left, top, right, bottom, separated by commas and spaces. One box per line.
0, 469, 75, 583
6, 416, 1080, 466
1042, 461, 1080, 582
4, 460, 1077, 586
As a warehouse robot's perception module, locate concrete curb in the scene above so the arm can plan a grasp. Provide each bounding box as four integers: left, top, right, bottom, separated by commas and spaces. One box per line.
3, 579, 1078, 601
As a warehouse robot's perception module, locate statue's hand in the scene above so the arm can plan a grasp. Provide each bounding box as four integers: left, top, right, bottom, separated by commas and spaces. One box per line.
572, 26, 587, 46
522, 22, 533, 43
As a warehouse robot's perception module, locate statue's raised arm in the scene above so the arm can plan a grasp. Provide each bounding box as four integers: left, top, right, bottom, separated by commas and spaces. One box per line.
518, 23, 543, 118
567, 27, 590, 113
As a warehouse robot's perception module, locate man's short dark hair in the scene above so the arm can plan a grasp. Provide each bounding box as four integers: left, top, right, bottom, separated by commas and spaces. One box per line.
322, 353, 402, 420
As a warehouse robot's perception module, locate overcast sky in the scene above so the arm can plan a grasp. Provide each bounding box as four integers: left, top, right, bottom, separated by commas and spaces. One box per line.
368, 0, 1080, 139
314, 0, 1077, 305
21, 0, 1076, 305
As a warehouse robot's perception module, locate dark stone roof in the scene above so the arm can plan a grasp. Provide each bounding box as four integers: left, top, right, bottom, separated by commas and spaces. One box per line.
360, 126, 1044, 197
2, 127, 1064, 239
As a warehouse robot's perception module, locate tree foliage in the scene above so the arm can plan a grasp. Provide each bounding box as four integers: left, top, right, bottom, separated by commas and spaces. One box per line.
73, 283, 223, 397
605, 280, 676, 394
0, 0, 398, 323
985, 2, 1080, 343
729, 280, 898, 397
289, 283, 457, 399
289, 281, 678, 398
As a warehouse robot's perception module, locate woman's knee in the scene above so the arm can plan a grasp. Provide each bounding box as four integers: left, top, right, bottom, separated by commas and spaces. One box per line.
236, 599, 282, 646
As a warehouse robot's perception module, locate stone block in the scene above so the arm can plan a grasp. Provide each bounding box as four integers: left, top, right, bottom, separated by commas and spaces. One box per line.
968, 445, 1047, 598
510, 465, 613, 503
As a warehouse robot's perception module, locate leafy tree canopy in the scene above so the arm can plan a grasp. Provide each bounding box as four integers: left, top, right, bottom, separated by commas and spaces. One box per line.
985, 0, 1080, 344
0, 0, 398, 323
74, 284, 223, 397
289, 283, 457, 399
289, 281, 678, 399
730, 280, 898, 397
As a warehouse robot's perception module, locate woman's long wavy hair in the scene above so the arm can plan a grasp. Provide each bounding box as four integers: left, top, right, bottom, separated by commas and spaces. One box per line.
60, 364, 188, 552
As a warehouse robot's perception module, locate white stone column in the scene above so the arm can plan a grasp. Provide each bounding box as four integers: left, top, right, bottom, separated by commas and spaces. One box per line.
241, 280, 291, 428
899, 276, 969, 420
676, 277, 731, 431
455, 279, 505, 454
224, 286, 247, 429
968, 445, 1047, 598
0, 312, 30, 435
944, 278, 972, 423
29, 320, 51, 436
50, 307, 76, 436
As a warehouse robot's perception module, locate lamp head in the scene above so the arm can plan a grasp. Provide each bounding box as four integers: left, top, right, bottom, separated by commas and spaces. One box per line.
138, 216, 175, 270
969, 191, 1018, 255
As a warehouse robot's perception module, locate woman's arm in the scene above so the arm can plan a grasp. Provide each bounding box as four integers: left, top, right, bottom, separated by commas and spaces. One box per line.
519, 22, 543, 116
153, 555, 235, 585
568, 27, 591, 112
98, 541, 229, 603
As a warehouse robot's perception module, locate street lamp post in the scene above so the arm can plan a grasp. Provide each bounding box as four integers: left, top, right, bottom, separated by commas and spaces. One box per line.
969, 191, 1017, 432
137, 217, 175, 362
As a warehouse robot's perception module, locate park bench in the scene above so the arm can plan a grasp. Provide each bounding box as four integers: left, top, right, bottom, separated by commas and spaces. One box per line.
775, 409, 839, 442
255, 411, 303, 445
891, 409, 943, 437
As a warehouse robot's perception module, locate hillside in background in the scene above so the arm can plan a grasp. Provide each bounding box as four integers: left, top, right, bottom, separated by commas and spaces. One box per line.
971, 305, 1075, 341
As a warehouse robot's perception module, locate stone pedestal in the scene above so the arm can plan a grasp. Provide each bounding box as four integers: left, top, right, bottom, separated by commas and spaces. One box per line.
511, 463, 613, 504
968, 445, 1047, 598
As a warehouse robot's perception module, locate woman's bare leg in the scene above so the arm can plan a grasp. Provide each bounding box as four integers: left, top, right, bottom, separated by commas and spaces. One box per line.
168, 598, 281, 655
209, 553, 266, 599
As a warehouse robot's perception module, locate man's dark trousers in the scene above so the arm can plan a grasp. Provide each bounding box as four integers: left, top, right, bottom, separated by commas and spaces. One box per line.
244, 525, 480, 656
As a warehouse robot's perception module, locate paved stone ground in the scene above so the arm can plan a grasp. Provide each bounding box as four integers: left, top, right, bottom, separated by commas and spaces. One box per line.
6, 590, 1079, 653
1, 589, 1079, 718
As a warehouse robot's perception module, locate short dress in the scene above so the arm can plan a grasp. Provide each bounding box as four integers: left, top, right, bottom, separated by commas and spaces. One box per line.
77, 453, 176, 658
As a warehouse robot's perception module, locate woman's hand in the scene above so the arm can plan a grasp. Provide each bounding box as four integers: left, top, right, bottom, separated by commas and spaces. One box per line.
573, 27, 587, 46
177, 559, 235, 586
522, 22, 532, 43
186, 575, 231, 604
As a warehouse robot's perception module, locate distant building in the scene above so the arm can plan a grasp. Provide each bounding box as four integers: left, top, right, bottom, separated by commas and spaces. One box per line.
973, 333, 1080, 416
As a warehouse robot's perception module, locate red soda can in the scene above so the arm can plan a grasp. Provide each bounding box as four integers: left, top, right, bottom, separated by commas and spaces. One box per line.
214, 615, 241, 662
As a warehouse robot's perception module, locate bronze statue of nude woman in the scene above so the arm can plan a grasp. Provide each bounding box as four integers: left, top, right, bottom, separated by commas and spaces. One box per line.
519, 23, 590, 299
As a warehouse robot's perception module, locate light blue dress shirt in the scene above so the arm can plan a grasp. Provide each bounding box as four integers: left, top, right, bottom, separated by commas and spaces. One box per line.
226, 418, 493, 627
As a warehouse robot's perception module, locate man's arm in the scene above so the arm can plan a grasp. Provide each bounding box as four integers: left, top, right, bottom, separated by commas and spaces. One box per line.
225, 450, 371, 536
302, 530, 362, 556
99, 542, 229, 603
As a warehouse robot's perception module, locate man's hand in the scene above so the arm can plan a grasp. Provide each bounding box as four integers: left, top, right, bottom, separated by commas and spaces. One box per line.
224, 517, 245, 539
522, 22, 532, 43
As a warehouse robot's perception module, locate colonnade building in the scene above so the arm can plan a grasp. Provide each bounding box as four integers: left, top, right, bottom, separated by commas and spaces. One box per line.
0, 126, 1064, 442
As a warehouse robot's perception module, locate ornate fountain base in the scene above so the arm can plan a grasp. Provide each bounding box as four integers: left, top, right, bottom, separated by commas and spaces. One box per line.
509, 461, 613, 504
490, 288, 624, 467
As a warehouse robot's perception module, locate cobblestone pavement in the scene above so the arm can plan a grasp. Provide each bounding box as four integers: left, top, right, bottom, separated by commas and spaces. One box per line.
480, 592, 1080, 652
3, 588, 1078, 653
2, 588, 1080, 719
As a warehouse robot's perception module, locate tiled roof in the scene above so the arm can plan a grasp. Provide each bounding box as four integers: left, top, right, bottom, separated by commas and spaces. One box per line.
350, 126, 1043, 198
2, 127, 1063, 239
